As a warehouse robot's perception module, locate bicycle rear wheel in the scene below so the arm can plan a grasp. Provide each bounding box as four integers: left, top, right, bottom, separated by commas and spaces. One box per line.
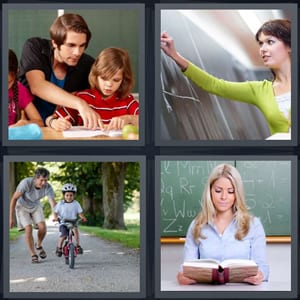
69, 243, 75, 269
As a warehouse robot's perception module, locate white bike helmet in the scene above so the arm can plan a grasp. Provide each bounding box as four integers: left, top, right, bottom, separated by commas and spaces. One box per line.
61, 183, 77, 193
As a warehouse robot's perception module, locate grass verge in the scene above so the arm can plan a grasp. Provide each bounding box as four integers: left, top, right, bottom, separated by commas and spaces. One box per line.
10, 228, 24, 241
10, 225, 140, 249
79, 223, 140, 249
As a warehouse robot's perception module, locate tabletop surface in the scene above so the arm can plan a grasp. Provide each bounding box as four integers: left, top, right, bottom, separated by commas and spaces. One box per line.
41, 127, 137, 140
160, 280, 291, 291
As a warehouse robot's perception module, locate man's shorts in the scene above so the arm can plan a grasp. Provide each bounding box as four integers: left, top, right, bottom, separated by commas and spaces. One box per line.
15, 202, 45, 228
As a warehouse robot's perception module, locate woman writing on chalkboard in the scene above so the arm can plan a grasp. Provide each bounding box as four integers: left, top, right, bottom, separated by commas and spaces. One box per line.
177, 164, 269, 285
160, 19, 291, 135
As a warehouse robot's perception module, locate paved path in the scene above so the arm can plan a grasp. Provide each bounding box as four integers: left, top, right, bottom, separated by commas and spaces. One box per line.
9, 222, 140, 293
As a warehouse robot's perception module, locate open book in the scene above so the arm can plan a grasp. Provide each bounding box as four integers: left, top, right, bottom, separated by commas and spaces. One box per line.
63, 126, 122, 138
182, 259, 258, 284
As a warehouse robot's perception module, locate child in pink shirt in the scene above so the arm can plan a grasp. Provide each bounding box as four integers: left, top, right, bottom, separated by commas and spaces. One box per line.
8, 49, 43, 127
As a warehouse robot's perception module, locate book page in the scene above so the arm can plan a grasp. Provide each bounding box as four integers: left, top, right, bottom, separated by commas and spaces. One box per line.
183, 259, 220, 269
63, 126, 122, 138
220, 259, 257, 268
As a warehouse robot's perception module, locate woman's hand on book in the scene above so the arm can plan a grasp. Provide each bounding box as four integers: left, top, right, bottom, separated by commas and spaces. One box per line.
177, 272, 197, 285
243, 270, 264, 285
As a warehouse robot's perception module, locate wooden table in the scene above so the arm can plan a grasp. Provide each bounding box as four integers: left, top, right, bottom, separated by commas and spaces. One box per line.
41, 127, 138, 140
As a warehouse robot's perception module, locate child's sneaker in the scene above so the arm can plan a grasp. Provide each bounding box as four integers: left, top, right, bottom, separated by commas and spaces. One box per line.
77, 245, 83, 254
56, 247, 62, 257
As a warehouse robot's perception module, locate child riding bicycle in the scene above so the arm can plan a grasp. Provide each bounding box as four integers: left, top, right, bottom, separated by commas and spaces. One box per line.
53, 183, 87, 257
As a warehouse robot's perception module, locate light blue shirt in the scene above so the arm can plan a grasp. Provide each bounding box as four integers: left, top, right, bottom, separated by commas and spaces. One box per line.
16, 177, 55, 209
182, 217, 269, 281
54, 200, 83, 220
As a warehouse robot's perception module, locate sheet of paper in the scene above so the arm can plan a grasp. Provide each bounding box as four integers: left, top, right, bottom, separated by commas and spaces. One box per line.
63, 126, 122, 138
266, 132, 291, 140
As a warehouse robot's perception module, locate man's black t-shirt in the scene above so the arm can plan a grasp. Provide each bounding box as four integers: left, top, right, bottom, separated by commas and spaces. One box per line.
19, 37, 95, 122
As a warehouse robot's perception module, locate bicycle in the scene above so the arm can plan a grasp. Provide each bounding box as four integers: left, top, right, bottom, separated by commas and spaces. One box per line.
58, 218, 80, 269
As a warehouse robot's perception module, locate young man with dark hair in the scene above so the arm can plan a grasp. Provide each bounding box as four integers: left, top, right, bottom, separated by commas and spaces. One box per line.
19, 13, 102, 129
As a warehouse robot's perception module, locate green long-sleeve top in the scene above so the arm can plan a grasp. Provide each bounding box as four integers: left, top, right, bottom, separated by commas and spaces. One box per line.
183, 62, 290, 135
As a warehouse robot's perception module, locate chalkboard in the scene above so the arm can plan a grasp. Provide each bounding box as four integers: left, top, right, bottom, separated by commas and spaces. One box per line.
8, 8, 139, 92
160, 160, 291, 237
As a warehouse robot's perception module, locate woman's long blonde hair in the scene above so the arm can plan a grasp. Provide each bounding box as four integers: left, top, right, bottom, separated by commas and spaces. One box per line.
192, 164, 252, 242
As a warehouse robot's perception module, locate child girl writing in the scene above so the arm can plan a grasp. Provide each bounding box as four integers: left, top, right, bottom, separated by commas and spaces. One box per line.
45, 47, 139, 131
8, 49, 43, 127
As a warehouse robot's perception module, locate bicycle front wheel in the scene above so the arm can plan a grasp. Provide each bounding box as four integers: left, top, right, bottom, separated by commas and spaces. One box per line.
69, 243, 75, 269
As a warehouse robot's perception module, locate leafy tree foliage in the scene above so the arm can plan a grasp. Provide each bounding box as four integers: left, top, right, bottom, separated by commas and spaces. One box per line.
51, 162, 140, 227
12, 162, 36, 184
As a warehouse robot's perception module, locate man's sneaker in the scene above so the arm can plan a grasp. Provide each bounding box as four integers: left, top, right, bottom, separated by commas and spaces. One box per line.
77, 245, 83, 254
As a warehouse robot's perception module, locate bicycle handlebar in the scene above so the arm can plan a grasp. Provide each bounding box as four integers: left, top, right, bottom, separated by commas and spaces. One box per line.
53, 218, 80, 225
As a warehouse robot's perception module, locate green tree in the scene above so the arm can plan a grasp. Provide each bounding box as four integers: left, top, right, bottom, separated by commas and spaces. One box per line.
12, 162, 36, 185
51, 162, 103, 226
102, 162, 126, 229
124, 162, 140, 211
102, 162, 140, 229
52, 162, 140, 228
